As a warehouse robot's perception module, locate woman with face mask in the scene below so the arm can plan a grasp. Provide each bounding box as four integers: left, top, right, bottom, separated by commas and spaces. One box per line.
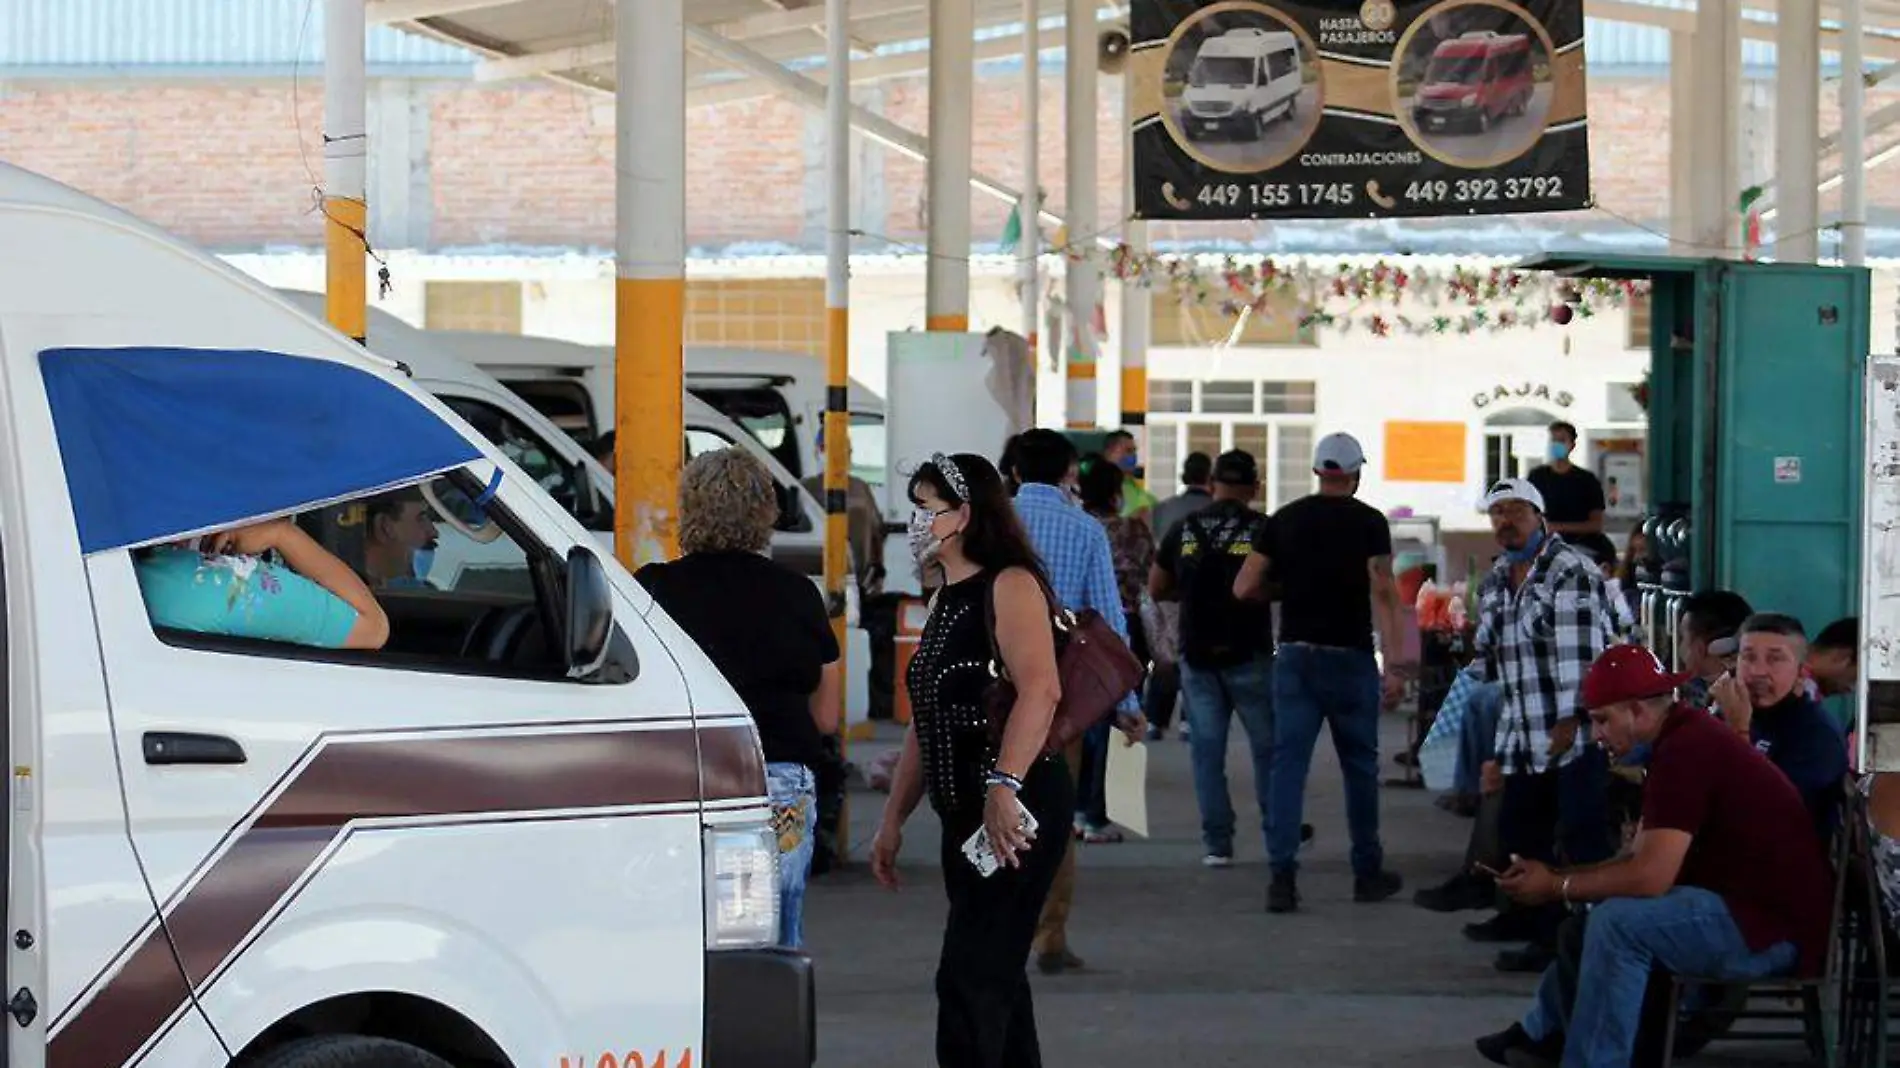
871, 452, 1071, 1068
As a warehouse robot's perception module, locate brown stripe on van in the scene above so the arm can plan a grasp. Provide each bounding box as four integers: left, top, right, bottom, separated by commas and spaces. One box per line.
50, 722, 761, 1068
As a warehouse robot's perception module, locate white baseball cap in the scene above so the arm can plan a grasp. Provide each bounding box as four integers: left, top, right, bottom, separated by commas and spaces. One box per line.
1312, 432, 1366, 475
1481, 477, 1546, 514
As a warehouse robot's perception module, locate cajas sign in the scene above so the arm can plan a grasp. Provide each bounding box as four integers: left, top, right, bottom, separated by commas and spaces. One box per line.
1471, 382, 1573, 409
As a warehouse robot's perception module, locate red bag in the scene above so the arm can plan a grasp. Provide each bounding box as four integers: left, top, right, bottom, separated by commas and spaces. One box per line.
982, 574, 1146, 757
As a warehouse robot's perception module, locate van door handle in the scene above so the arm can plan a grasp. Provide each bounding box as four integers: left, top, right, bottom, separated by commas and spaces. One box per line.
142, 732, 247, 766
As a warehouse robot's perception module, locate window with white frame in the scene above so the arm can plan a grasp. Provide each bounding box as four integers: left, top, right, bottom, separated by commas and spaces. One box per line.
1144, 378, 1318, 510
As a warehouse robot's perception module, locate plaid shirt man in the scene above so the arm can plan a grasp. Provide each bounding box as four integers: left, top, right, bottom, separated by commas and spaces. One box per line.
1013, 483, 1138, 713
1472, 534, 1618, 776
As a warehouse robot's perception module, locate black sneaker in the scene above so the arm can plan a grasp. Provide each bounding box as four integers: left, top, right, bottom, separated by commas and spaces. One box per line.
1503, 1031, 1565, 1068
1353, 869, 1404, 903
1413, 871, 1496, 913
1476, 1023, 1533, 1066
1464, 908, 1545, 943
1267, 872, 1299, 913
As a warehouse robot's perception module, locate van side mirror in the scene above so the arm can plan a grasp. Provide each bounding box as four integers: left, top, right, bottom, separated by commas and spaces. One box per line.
775, 483, 809, 533
565, 546, 614, 678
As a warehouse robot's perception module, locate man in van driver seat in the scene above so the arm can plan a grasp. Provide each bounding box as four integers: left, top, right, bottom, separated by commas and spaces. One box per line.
363, 488, 440, 589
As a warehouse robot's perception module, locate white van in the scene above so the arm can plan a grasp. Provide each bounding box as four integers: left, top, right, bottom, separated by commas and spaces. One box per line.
1181, 26, 1303, 140
432, 332, 889, 502
273, 293, 845, 610
0, 163, 812, 1067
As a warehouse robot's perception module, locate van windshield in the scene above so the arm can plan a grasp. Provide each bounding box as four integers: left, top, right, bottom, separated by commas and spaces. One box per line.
1426, 55, 1485, 85
1190, 55, 1254, 87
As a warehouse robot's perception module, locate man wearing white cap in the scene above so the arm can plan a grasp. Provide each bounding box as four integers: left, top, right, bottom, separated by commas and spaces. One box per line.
1463, 477, 1619, 972
1236, 431, 1410, 913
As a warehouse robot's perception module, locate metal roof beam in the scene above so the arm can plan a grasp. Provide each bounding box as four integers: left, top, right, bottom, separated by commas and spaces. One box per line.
366, 0, 522, 25
681, 23, 1111, 247
687, 23, 1067, 107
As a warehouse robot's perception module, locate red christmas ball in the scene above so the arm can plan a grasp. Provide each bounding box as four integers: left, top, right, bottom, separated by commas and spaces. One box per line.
1550, 303, 1575, 326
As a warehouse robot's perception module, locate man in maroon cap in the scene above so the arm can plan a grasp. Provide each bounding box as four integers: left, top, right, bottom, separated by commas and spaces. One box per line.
1476, 644, 1834, 1068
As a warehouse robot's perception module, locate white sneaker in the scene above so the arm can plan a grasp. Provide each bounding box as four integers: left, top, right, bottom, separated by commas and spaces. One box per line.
1203, 853, 1234, 869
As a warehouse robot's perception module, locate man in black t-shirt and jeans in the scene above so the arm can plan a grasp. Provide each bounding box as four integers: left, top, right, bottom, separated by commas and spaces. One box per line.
1525, 421, 1608, 554
1150, 451, 1281, 868
1237, 432, 1410, 913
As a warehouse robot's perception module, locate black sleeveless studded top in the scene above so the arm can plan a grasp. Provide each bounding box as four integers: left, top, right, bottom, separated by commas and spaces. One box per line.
904, 571, 1001, 817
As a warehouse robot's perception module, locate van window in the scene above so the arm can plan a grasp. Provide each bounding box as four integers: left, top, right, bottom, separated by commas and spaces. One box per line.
141, 473, 631, 683
499, 378, 598, 445
691, 386, 803, 477
443, 397, 591, 519
1267, 49, 1296, 81
1499, 48, 1529, 78
849, 413, 887, 489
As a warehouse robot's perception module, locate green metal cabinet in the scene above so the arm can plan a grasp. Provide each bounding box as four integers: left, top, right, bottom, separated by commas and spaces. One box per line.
1522, 254, 1869, 635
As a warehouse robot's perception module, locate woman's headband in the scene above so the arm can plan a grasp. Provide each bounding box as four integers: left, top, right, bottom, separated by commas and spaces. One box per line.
931, 452, 971, 503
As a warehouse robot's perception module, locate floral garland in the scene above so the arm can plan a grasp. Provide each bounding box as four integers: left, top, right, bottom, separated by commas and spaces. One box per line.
1038, 244, 1650, 340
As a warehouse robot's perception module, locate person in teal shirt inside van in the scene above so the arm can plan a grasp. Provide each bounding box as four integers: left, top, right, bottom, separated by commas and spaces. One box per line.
135, 517, 390, 650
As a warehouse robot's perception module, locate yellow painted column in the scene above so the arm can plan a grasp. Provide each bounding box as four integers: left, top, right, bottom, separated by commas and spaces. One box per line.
324, 0, 367, 345
926, 0, 974, 332
824, 0, 856, 852
614, 0, 686, 569
1064, 0, 1099, 428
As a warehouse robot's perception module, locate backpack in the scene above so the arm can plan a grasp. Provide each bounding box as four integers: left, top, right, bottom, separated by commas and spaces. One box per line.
1176, 508, 1261, 665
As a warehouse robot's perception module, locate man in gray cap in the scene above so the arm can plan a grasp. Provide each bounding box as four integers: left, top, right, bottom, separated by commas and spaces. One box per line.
1236, 431, 1410, 913
1462, 477, 1619, 972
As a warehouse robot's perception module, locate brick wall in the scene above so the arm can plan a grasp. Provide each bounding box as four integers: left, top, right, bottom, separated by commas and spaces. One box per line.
4, 69, 1884, 254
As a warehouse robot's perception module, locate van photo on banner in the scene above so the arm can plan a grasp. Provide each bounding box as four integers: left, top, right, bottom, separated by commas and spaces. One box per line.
1131, 0, 1590, 220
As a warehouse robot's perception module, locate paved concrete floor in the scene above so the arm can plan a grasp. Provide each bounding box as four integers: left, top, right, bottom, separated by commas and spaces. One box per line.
804, 714, 1812, 1067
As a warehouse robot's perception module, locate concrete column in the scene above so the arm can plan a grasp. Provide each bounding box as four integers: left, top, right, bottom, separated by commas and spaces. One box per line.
324, 0, 368, 343
1120, 66, 1149, 432
1020, 0, 1041, 365
1688, 0, 1744, 255
926, 0, 974, 331
614, 0, 686, 567
1844, 0, 1869, 265
1775, 0, 1821, 262
1668, 31, 1697, 255
1065, 0, 1099, 429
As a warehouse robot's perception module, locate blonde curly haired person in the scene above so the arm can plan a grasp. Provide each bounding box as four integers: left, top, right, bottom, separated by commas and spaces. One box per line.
635, 447, 842, 948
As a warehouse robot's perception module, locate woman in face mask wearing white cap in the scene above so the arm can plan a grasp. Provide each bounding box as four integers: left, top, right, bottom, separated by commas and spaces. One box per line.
871, 451, 1072, 1068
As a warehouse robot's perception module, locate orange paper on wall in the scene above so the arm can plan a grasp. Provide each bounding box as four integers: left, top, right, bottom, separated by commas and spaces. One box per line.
1383, 421, 1466, 483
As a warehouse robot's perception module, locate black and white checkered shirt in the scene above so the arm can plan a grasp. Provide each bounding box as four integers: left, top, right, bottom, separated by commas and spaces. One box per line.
1472, 535, 1618, 776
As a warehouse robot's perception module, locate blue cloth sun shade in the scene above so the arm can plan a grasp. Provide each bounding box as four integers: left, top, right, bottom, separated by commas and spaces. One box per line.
41, 347, 483, 554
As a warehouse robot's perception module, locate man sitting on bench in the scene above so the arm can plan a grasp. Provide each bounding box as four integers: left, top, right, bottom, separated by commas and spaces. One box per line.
1477, 644, 1834, 1068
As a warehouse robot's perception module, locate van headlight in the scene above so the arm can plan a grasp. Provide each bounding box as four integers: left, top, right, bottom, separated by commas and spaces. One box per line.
704, 824, 780, 949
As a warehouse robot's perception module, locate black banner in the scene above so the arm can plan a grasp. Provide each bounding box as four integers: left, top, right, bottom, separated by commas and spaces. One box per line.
1131, 0, 1590, 220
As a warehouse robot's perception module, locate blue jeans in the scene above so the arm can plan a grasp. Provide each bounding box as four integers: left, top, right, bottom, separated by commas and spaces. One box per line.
1270, 643, 1384, 878
1523, 889, 1797, 1068
767, 761, 818, 948
1179, 653, 1275, 857
1453, 680, 1504, 796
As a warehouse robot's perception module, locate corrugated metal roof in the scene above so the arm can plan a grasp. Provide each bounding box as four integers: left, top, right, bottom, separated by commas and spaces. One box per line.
0, 0, 474, 70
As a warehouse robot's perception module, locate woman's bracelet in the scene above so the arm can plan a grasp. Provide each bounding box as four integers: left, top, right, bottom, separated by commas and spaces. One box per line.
985, 769, 1024, 794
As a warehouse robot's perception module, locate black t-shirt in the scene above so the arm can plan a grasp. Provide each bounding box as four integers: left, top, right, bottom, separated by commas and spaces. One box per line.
1156, 499, 1272, 669
1255, 494, 1393, 652
1526, 464, 1607, 525
635, 550, 840, 769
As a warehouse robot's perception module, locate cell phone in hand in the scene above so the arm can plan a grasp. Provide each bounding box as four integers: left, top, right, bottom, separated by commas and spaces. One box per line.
960, 800, 1039, 878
